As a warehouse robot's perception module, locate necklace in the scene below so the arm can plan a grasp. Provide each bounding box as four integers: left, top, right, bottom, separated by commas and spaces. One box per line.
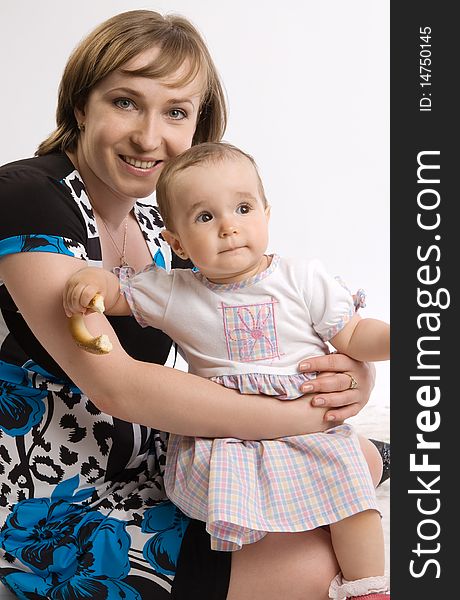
98, 214, 129, 267
72, 154, 132, 270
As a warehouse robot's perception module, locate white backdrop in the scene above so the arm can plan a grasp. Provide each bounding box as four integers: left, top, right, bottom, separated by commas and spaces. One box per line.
0, 0, 389, 407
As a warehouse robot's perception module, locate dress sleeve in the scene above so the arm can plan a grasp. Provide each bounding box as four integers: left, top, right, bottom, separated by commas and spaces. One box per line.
305, 258, 356, 342
120, 264, 174, 330
0, 164, 88, 262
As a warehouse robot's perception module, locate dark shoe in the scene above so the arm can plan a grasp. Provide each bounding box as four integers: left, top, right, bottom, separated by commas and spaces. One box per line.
369, 439, 390, 486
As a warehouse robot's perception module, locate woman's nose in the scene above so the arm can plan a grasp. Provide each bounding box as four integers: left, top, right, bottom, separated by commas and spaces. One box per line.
130, 113, 163, 151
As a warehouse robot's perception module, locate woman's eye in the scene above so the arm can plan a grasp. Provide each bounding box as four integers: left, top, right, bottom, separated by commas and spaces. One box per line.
196, 212, 213, 223
169, 108, 187, 120
114, 98, 135, 110
236, 204, 251, 215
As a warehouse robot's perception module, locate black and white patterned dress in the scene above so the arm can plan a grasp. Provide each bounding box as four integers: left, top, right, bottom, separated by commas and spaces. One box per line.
0, 153, 229, 599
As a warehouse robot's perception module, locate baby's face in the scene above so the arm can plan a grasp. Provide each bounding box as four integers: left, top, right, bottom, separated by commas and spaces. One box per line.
167, 156, 270, 283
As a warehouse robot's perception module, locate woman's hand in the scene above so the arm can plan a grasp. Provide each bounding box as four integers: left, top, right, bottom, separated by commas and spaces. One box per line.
298, 353, 376, 423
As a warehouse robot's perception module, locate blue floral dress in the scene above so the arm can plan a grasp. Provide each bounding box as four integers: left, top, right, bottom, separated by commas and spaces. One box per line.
0, 153, 209, 599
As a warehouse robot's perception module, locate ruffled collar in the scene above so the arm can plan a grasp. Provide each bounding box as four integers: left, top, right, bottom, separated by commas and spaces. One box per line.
193, 254, 279, 291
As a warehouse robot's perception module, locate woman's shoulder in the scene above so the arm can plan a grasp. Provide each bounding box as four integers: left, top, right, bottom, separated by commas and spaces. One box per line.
0, 152, 75, 182
1, 151, 84, 202
0, 152, 89, 249
0, 153, 80, 208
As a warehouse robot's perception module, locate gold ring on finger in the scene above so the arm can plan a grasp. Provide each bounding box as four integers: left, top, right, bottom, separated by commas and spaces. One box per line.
344, 373, 358, 390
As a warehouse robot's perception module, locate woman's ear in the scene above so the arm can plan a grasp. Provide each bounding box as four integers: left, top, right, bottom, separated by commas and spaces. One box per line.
74, 105, 86, 129
162, 229, 189, 260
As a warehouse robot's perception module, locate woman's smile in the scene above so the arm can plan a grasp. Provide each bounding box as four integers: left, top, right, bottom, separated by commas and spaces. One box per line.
121, 155, 162, 169
118, 154, 164, 177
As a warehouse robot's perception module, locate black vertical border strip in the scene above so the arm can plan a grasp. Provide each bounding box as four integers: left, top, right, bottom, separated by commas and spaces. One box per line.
391, 2, 456, 597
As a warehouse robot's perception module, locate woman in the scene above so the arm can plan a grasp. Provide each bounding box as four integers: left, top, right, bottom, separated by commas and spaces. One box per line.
0, 10, 384, 600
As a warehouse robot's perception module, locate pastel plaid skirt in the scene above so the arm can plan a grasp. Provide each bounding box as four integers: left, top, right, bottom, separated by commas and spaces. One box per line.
164, 424, 379, 551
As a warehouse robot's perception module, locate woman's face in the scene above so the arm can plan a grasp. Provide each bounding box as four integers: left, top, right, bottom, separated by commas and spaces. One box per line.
75, 46, 204, 202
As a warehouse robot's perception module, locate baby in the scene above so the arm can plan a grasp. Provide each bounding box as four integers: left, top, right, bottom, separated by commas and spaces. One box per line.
64, 142, 390, 600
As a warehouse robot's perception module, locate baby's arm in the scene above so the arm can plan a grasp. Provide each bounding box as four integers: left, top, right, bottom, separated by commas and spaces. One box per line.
63, 266, 131, 317
331, 313, 390, 362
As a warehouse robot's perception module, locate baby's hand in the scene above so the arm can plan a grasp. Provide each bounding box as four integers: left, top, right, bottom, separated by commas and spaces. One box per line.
64, 268, 113, 355
63, 268, 106, 318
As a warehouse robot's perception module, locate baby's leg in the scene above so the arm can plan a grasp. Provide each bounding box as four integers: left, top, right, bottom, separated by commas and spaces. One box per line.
329, 433, 385, 575
327, 437, 389, 597
330, 509, 385, 581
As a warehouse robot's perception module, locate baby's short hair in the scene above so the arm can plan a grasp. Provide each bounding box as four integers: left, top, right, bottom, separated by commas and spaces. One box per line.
156, 141, 268, 230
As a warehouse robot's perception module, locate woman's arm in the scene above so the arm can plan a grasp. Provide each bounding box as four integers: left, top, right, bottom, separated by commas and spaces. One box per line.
0, 251, 328, 439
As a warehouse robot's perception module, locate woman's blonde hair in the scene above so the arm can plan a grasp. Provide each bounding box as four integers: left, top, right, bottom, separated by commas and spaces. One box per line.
156, 142, 268, 230
37, 10, 227, 155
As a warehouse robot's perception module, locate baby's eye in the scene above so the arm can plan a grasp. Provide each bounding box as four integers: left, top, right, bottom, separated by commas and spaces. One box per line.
236, 203, 252, 215
169, 108, 187, 120
114, 98, 135, 110
196, 212, 213, 223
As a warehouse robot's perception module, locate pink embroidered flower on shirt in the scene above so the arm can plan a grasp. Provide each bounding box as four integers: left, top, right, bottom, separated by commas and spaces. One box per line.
221, 300, 280, 362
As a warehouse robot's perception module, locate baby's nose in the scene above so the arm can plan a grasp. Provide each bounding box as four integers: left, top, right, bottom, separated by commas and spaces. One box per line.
219, 224, 238, 237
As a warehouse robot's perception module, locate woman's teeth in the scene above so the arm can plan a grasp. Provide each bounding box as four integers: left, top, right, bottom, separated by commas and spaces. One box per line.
122, 156, 158, 169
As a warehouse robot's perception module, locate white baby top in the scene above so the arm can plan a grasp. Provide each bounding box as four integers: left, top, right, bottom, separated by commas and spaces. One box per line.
122, 255, 356, 383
